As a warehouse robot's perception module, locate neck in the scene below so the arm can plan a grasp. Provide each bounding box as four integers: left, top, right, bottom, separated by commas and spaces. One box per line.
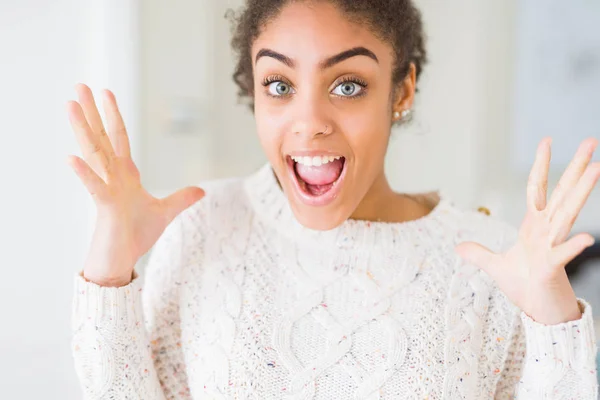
350, 171, 433, 223
244, 163, 453, 251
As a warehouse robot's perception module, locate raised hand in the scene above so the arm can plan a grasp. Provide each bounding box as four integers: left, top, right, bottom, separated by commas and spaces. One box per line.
67, 84, 205, 287
455, 137, 600, 325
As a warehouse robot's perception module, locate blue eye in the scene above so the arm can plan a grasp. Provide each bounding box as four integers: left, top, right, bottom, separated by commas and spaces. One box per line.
268, 81, 295, 96
332, 81, 363, 97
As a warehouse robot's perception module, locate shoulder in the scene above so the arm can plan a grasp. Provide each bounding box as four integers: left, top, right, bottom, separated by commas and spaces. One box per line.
448, 201, 519, 255
459, 205, 523, 315
440, 208, 524, 368
175, 174, 254, 243
443, 199, 522, 312
195, 172, 257, 233
147, 175, 250, 267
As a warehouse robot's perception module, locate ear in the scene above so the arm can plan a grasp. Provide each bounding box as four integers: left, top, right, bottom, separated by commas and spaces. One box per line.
392, 63, 417, 113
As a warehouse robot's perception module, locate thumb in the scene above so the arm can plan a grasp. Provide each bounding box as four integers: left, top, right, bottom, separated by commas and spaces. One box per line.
455, 241, 498, 275
551, 233, 595, 269
162, 186, 205, 223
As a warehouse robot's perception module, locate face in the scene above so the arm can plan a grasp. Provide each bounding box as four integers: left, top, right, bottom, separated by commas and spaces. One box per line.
252, 1, 414, 230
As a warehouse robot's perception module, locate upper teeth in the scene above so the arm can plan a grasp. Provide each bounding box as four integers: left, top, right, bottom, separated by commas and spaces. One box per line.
291, 155, 341, 166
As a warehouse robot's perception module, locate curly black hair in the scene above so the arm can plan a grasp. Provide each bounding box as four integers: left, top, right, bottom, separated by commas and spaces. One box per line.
227, 0, 427, 111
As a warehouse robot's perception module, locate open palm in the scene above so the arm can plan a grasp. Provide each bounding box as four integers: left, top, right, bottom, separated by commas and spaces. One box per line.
67, 84, 205, 286
456, 137, 600, 325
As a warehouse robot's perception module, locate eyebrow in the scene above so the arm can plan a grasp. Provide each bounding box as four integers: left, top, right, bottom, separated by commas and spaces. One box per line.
254, 46, 379, 69
255, 48, 295, 68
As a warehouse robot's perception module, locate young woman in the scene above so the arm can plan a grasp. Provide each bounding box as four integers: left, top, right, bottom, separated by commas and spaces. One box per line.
67, 0, 599, 398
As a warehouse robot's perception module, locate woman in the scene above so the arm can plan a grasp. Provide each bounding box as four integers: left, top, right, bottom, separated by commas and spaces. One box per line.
68, 0, 599, 398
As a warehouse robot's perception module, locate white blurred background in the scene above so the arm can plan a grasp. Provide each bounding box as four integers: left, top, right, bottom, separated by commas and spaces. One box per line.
0, 0, 598, 398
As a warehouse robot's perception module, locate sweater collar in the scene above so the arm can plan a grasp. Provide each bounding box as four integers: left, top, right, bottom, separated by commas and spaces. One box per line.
243, 163, 460, 251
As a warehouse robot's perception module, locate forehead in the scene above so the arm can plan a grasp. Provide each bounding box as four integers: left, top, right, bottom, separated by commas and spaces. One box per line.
251, 2, 394, 67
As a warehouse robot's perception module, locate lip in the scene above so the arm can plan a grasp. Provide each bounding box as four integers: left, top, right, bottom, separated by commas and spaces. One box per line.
285, 152, 347, 207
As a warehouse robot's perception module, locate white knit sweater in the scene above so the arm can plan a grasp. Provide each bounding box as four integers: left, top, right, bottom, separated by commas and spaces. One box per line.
72, 163, 599, 400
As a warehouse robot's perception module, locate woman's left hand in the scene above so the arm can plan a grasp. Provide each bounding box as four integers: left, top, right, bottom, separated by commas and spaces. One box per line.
455, 137, 600, 325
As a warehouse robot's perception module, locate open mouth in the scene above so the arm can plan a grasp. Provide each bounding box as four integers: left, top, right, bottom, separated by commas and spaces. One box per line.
286, 153, 347, 206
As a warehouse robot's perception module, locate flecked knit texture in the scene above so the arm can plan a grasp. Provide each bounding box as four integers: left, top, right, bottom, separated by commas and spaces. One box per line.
72, 163, 598, 399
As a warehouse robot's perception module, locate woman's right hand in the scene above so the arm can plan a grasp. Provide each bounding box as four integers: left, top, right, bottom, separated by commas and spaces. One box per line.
66, 84, 205, 287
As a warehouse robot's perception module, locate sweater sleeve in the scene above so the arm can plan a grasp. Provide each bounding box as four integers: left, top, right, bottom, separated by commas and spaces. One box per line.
71, 270, 167, 399
494, 298, 599, 399
71, 206, 204, 399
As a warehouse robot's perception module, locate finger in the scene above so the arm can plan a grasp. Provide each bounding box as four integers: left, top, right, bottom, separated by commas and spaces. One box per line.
550, 232, 594, 269
75, 84, 116, 162
102, 89, 132, 158
527, 137, 552, 212
161, 187, 206, 224
455, 242, 499, 277
66, 155, 107, 199
66, 101, 110, 178
547, 138, 598, 217
549, 162, 600, 245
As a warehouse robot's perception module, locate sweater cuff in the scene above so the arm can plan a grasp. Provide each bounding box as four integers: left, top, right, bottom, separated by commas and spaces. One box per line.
72, 270, 144, 330
520, 298, 598, 368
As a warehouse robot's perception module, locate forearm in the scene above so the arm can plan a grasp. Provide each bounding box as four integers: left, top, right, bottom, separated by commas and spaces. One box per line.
71, 271, 166, 400
515, 298, 598, 399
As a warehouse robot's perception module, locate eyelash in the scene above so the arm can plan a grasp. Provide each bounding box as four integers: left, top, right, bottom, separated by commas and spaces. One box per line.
261, 75, 368, 99
332, 77, 368, 99
262, 75, 288, 87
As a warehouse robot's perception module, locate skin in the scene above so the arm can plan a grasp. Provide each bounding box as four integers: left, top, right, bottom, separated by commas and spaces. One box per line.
252, 1, 425, 231
250, 1, 600, 324
458, 137, 600, 324
67, 1, 600, 326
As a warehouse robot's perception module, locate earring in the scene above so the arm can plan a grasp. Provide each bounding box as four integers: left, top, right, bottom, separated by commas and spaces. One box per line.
401, 109, 412, 119
393, 111, 401, 120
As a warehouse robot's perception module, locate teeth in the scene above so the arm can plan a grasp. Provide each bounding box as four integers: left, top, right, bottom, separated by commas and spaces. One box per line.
292, 155, 343, 166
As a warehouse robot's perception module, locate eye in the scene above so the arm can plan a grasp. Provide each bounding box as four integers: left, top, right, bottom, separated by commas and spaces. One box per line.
332, 81, 364, 97
267, 81, 295, 96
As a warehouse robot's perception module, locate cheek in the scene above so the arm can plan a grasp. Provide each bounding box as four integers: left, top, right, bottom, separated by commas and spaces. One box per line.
341, 103, 391, 161
254, 102, 287, 158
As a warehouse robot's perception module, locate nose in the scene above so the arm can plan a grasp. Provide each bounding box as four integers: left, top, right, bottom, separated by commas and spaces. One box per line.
290, 92, 333, 138
302, 124, 330, 136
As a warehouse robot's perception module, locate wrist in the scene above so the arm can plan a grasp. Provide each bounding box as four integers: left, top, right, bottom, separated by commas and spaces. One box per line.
525, 294, 582, 325
81, 269, 134, 287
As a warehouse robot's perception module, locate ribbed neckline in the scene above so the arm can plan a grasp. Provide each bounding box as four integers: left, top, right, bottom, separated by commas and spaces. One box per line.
243, 163, 460, 252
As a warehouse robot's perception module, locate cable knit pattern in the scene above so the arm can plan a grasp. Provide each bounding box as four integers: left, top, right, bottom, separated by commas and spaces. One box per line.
72, 163, 598, 399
